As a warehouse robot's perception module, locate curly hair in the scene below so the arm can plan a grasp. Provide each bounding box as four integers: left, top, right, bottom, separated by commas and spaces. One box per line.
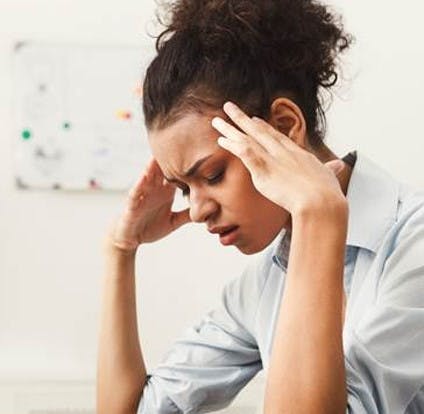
142, 0, 353, 148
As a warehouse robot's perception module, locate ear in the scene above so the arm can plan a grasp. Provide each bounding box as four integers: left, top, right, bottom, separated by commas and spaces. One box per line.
269, 97, 308, 149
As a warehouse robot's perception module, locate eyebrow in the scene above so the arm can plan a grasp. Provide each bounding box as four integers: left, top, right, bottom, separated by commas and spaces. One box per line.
164, 154, 214, 183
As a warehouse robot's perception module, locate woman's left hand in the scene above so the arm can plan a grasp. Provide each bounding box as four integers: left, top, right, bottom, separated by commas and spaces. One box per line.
212, 102, 347, 216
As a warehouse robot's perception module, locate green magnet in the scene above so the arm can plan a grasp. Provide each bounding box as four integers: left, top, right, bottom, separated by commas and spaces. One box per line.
63, 122, 71, 130
21, 129, 31, 140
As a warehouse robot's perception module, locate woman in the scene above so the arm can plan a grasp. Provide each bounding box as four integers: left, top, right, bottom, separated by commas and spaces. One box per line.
97, 1, 424, 413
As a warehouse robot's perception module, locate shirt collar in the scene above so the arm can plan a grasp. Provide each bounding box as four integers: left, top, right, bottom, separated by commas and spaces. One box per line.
272, 150, 401, 270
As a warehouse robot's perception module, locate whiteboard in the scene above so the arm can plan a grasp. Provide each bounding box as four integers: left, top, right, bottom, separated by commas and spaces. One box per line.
12, 41, 153, 191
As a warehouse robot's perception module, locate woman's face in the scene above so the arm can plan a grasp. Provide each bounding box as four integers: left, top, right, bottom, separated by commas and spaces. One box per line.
148, 110, 290, 254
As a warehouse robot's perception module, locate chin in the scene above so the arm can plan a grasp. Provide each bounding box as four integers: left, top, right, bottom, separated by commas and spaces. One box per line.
236, 236, 275, 255
236, 245, 259, 255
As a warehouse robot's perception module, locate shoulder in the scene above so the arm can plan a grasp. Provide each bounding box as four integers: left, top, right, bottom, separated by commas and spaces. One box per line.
377, 183, 424, 305
396, 183, 424, 236
383, 183, 424, 259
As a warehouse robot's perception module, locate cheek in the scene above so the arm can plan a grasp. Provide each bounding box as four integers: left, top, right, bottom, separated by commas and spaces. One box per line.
228, 158, 256, 190
220, 157, 264, 209
224, 176, 260, 215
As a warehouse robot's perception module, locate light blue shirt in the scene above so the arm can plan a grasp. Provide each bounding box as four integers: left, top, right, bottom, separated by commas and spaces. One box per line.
138, 151, 424, 413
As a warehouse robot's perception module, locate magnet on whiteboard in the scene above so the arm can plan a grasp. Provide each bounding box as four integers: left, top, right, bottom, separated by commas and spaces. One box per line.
116, 110, 132, 120
21, 129, 32, 140
89, 178, 101, 189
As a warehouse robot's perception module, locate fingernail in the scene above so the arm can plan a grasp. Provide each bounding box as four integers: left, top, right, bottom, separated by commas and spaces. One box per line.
334, 161, 345, 175
223, 101, 237, 112
211, 117, 222, 127
217, 136, 227, 146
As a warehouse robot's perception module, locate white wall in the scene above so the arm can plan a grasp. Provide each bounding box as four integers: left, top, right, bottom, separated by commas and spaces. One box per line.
326, 0, 424, 185
1, 0, 424, 412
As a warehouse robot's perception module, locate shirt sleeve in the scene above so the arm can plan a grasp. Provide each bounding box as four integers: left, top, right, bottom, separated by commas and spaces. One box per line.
345, 215, 424, 414
137, 253, 269, 414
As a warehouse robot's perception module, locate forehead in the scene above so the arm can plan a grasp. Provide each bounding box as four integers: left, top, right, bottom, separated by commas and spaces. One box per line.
148, 111, 224, 175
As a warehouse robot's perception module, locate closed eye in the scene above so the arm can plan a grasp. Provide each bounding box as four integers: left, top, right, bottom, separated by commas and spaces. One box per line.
206, 171, 224, 184
179, 170, 225, 197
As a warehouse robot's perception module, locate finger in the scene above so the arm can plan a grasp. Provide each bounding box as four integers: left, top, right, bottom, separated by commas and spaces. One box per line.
144, 156, 157, 174
325, 159, 345, 177
217, 136, 269, 176
213, 114, 291, 158
128, 161, 157, 202
251, 116, 298, 151
150, 157, 164, 176
127, 193, 144, 212
213, 115, 266, 159
147, 158, 165, 186
132, 160, 151, 187
211, 116, 248, 143
127, 159, 153, 195
128, 172, 147, 199
133, 158, 163, 193
222, 102, 292, 152
126, 176, 145, 210
171, 208, 192, 230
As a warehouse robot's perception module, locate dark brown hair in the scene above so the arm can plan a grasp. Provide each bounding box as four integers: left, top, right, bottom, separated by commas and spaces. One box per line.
143, 0, 353, 148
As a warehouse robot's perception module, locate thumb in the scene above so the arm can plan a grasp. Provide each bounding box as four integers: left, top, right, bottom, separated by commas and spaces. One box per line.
171, 208, 192, 230
325, 159, 345, 177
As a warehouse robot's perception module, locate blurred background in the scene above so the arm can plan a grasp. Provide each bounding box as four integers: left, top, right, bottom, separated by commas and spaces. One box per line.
1, 0, 423, 413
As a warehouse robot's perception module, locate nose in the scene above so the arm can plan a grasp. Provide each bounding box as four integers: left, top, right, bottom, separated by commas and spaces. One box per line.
188, 189, 218, 223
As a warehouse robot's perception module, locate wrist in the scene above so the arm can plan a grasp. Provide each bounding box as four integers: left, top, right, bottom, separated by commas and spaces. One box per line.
293, 194, 348, 227
103, 240, 137, 282
103, 235, 139, 258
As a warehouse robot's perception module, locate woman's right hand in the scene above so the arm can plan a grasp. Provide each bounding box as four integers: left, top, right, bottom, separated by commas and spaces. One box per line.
106, 157, 192, 253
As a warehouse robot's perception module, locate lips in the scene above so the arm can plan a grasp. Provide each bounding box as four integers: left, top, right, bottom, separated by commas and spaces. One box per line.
218, 226, 239, 246
208, 225, 238, 235
220, 226, 238, 236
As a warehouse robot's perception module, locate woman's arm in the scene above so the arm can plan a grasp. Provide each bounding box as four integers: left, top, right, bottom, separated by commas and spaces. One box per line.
211, 101, 350, 413
263, 201, 348, 414
96, 243, 146, 414
96, 158, 191, 413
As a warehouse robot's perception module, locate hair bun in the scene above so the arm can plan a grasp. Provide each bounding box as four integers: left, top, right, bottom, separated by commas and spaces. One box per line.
158, 0, 352, 87
144, 0, 353, 146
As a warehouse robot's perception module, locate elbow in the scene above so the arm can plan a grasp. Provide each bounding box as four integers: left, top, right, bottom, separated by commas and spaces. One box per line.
263, 395, 347, 414
96, 380, 146, 414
